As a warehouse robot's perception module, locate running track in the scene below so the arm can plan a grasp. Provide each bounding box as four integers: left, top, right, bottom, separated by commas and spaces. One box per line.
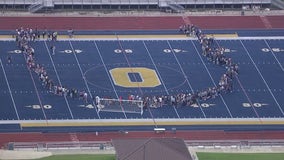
0, 15, 284, 147
0, 15, 283, 30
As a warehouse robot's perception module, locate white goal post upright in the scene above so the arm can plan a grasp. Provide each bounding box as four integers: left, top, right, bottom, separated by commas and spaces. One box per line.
95, 96, 144, 115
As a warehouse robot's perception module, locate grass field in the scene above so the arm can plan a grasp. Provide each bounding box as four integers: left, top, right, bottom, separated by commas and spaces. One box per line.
31, 152, 284, 160
36, 154, 115, 160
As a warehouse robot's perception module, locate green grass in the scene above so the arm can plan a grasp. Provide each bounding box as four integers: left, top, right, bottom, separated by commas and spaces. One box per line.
29, 153, 284, 160
197, 152, 284, 160
36, 154, 115, 160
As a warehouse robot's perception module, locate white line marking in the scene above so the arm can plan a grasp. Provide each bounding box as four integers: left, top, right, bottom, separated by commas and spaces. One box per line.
22, 51, 48, 121
191, 40, 233, 118
263, 39, 284, 72
143, 41, 180, 119
240, 40, 284, 116
93, 41, 127, 119
44, 41, 74, 119
0, 58, 20, 120
68, 41, 101, 119
166, 40, 206, 118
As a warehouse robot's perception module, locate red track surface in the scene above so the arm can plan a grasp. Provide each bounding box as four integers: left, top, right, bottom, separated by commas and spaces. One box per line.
0, 15, 284, 147
0, 15, 283, 30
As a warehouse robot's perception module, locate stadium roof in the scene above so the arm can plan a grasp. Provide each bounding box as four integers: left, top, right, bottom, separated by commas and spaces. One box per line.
112, 138, 192, 160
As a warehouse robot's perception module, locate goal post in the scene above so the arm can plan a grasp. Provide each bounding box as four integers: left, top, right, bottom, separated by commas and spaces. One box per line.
95, 96, 144, 115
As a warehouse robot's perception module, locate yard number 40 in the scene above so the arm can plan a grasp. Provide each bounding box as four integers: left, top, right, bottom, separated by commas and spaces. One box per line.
242, 103, 267, 107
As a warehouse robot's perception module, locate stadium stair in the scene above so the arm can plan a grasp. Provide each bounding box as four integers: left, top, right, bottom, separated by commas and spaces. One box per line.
158, 0, 185, 13
272, 0, 284, 9
168, 3, 185, 13
28, 0, 54, 13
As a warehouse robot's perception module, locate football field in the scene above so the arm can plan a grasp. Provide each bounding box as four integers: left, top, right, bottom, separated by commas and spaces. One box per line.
1, 30, 284, 132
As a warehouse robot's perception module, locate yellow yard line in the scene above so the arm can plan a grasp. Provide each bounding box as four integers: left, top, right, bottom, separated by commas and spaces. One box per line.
0, 35, 13, 39
0, 34, 238, 40
116, 34, 187, 39
60, 34, 238, 39
205, 33, 238, 38
0, 34, 187, 39
20, 119, 284, 127
58, 35, 117, 39
59, 34, 187, 39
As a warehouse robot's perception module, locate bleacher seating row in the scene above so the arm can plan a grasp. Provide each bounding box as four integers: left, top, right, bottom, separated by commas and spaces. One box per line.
0, 0, 272, 5
0, 0, 272, 11
0, 0, 274, 13
0, 0, 273, 13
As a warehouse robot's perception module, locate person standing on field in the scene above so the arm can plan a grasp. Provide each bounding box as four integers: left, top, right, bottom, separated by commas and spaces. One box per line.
51, 45, 56, 55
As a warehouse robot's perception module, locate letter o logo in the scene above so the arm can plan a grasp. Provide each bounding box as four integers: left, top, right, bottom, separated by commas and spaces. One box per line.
109, 67, 161, 88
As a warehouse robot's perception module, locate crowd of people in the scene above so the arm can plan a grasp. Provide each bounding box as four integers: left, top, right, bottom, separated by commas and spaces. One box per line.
14, 25, 238, 110
15, 27, 58, 42
126, 24, 239, 109
15, 27, 88, 104
97, 25, 239, 109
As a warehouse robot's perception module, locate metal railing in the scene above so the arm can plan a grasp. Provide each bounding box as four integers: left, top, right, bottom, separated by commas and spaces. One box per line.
6, 139, 284, 151
7, 141, 113, 151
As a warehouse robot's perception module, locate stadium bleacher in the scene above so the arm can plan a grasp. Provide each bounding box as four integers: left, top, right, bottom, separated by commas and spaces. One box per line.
0, 0, 274, 13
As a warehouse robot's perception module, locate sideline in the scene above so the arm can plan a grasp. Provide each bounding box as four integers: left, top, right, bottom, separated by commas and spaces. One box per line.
16, 118, 284, 127
2, 35, 284, 41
